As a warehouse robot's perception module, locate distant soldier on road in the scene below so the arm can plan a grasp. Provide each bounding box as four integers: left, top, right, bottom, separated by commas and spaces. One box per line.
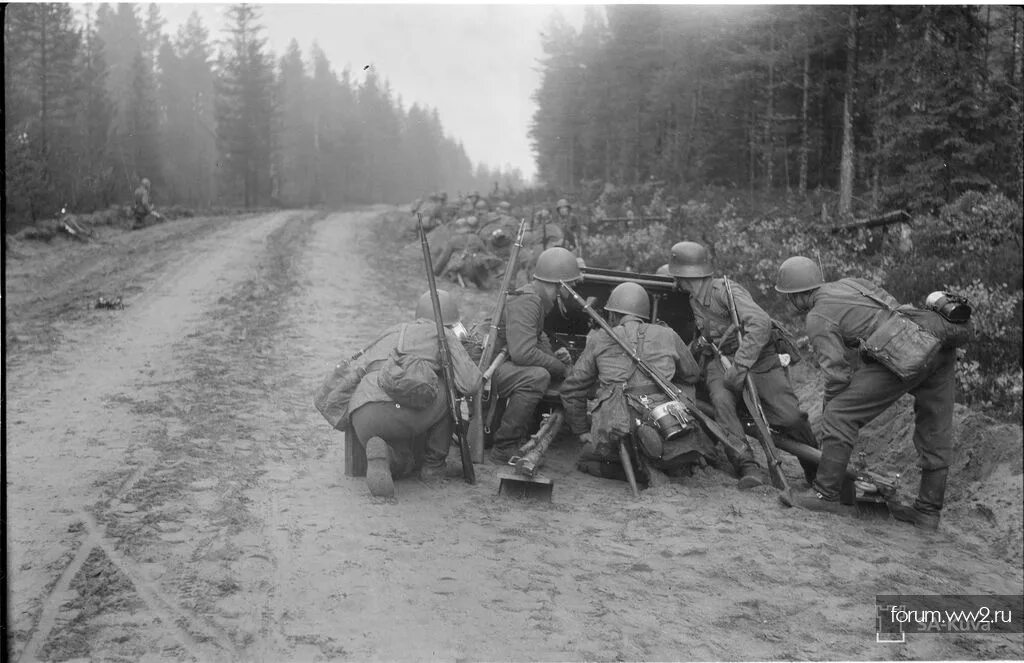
132, 177, 154, 230
776, 257, 959, 528
669, 241, 821, 488
347, 290, 482, 497
488, 247, 580, 463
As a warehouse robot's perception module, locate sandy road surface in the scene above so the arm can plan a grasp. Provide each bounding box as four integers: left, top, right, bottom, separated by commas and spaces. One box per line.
5, 209, 1023, 662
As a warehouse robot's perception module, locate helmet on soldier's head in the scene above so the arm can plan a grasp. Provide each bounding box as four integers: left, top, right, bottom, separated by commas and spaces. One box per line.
490, 227, 510, 247
556, 198, 571, 212
141, 178, 151, 189
668, 241, 713, 278
415, 289, 460, 325
775, 256, 823, 293
533, 247, 582, 283
605, 282, 651, 320
498, 201, 511, 211
475, 200, 488, 210
466, 215, 479, 227
655, 263, 671, 276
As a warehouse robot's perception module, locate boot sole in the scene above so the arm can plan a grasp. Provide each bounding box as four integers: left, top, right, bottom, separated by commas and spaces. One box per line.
365, 437, 395, 498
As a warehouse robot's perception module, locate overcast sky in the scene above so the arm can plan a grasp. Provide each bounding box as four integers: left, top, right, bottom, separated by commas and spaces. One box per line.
145, 3, 589, 182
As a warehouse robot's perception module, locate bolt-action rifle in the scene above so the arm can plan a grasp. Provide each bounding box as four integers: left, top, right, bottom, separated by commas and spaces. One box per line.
467, 218, 528, 462
417, 214, 475, 484
559, 281, 752, 464
722, 276, 794, 505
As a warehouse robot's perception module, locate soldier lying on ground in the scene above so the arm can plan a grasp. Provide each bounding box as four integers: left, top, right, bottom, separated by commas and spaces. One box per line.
433, 217, 503, 289
347, 290, 482, 498
776, 257, 962, 529
670, 241, 821, 488
560, 282, 724, 484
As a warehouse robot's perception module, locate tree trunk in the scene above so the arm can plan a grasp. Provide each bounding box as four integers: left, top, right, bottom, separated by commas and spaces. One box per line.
798, 50, 810, 197
838, 6, 857, 217
763, 23, 775, 193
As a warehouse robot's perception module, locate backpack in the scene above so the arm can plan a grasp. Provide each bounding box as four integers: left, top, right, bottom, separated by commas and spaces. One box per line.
377, 324, 440, 409
313, 329, 391, 430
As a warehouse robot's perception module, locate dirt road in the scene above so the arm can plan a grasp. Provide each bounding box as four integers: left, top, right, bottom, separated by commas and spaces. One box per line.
5, 209, 1023, 662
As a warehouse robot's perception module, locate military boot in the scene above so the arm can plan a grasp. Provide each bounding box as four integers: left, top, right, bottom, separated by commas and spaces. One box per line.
791, 451, 854, 516
722, 440, 767, 489
365, 437, 395, 498
890, 467, 947, 531
490, 394, 540, 464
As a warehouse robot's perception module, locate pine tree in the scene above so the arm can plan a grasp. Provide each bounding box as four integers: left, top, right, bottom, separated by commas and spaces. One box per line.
215, 4, 277, 208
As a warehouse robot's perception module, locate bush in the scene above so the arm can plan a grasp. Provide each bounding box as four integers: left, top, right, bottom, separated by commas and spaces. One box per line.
581, 190, 1023, 419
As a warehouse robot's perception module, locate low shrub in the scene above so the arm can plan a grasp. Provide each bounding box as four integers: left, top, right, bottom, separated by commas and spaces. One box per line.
581, 190, 1023, 419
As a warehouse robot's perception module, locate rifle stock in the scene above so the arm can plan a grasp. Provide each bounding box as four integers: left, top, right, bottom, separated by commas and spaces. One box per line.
559, 281, 748, 460
417, 214, 475, 484
468, 219, 527, 461
722, 277, 793, 503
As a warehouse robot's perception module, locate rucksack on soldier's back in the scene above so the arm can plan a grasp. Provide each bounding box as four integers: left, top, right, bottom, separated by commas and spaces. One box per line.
377, 324, 440, 409
314, 328, 392, 430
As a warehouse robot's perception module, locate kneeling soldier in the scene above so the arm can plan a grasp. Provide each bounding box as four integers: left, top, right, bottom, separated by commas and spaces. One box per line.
560, 282, 721, 483
347, 290, 482, 498
488, 247, 579, 463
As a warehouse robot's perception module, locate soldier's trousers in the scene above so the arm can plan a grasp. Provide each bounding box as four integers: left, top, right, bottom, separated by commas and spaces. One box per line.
349, 388, 451, 477
820, 348, 956, 473
706, 354, 819, 451
491, 362, 551, 450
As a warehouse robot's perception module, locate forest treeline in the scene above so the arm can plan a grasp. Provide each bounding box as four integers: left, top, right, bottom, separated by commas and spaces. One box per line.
531, 5, 1023, 214
3, 3, 524, 231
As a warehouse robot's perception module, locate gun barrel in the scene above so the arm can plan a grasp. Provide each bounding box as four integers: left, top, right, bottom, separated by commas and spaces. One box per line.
418, 214, 476, 484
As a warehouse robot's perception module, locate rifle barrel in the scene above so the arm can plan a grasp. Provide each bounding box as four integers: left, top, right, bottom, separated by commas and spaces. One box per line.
418, 214, 475, 484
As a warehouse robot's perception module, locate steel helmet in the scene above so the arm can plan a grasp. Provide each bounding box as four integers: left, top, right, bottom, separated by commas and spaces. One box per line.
775, 256, 823, 293
415, 289, 460, 325
466, 215, 479, 227
668, 241, 712, 278
475, 200, 488, 210
533, 247, 582, 283
655, 263, 670, 276
556, 198, 571, 211
605, 281, 651, 320
498, 201, 511, 211
141, 177, 151, 188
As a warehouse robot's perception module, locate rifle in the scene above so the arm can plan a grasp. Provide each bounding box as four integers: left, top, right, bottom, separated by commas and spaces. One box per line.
467, 218, 528, 462
417, 214, 475, 484
559, 281, 751, 463
722, 276, 794, 505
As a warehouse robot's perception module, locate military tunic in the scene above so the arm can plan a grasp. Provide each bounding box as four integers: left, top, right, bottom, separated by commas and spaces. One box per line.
490, 283, 566, 450
348, 320, 482, 475
687, 277, 820, 468
803, 278, 956, 475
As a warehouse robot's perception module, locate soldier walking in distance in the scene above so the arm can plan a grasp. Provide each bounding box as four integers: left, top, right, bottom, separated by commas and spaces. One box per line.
132, 177, 154, 229
669, 241, 821, 488
488, 247, 580, 464
776, 257, 957, 528
347, 290, 482, 497
561, 282, 721, 483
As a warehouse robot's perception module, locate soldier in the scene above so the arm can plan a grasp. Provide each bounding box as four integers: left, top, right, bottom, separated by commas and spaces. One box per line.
489, 247, 580, 463
132, 177, 154, 229
529, 208, 566, 251
435, 217, 498, 289
776, 257, 957, 528
561, 282, 721, 483
348, 290, 482, 497
669, 241, 821, 488
554, 198, 579, 251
